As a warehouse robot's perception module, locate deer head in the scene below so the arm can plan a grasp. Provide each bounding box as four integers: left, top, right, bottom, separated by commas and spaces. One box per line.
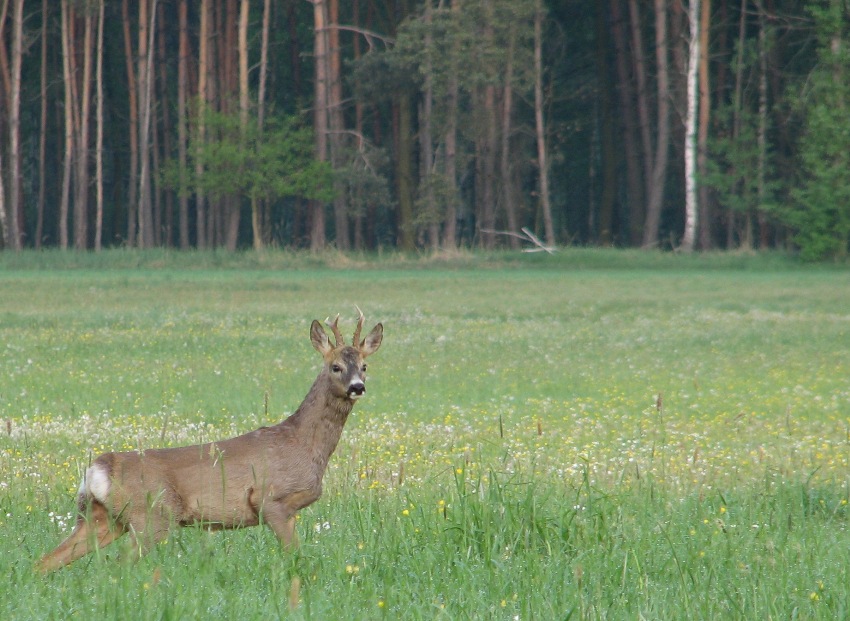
310, 307, 383, 401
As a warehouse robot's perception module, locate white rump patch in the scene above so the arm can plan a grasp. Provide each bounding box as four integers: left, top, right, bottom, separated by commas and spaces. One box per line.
78, 463, 111, 503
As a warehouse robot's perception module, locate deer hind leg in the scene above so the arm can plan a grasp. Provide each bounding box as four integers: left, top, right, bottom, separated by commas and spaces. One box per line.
121, 501, 177, 562
37, 500, 127, 573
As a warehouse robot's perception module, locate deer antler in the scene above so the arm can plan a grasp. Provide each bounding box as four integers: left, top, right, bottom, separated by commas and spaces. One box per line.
325, 314, 345, 346
352, 305, 365, 347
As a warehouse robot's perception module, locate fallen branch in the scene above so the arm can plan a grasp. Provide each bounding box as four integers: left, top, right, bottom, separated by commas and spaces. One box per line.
480, 227, 557, 254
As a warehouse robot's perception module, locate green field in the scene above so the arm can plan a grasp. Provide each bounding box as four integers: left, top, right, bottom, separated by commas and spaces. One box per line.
2, 251, 850, 619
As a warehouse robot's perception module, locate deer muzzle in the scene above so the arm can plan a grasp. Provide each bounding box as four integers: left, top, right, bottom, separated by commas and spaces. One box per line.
347, 381, 366, 399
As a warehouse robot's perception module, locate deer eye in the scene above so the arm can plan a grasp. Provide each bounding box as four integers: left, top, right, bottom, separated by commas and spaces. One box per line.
331, 364, 342, 373
361, 364, 367, 373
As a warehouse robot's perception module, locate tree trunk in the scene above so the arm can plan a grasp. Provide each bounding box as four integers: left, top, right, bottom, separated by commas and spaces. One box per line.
122, 0, 139, 246
611, 0, 645, 245
95, 0, 105, 251
352, 0, 365, 250
156, 1, 172, 246
478, 2, 497, 250
595, 2, 617, 244
252, 0, 272, 249
642, 0, 670, 248
73, 9, 93, 249
206, 0, 223, 247
36, 0, 48, 248
683, 0, 700, 252
0, 148, 6, 248
0, 0, 9, 247
228, 0, 246, 251
395, 95, 415, 251
8, 0, 24, 249
224, 0, 241, 250
0, 0, 8, 244
328, 0, 348, 250
196, 0, 210, 248
682, 0, 700, 252
176, 0, 190, 248
754, 1, 768, 250
697, 0, 711, 249
137, 0, 157, 248
534, 0, 555, 247
59, 0, 74, 249
420, 0, 439, 250
729, 0, 746, 248
150, 69, 163, 246
629, 0, 653, 212
441, 0, 462, 249
477, 85, 497, 249
311, 0, 328, 251
500, 20, 519, 249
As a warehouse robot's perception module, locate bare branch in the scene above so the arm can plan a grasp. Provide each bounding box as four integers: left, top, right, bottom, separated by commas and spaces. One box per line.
480, 227, 557, 255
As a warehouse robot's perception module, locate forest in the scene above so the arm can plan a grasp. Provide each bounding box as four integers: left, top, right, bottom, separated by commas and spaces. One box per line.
0, 0, 848, 259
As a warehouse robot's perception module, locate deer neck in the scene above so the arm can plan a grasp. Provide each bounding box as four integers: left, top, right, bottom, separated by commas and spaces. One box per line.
284, 373, 354, 468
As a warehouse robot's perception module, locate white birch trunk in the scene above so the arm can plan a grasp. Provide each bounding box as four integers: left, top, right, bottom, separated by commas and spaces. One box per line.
683, 0, 700, 252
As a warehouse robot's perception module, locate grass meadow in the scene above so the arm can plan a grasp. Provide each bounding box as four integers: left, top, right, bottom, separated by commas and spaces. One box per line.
1, 250, 849, 619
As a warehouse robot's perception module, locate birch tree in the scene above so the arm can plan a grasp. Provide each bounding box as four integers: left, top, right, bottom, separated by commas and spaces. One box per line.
682, 0, 700, 252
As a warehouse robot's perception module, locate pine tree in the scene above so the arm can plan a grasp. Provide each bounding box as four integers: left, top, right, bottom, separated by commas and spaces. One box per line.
789, 0, 850, 260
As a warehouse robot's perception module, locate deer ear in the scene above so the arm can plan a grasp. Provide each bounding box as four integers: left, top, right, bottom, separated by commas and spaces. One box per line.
310, 320, 333, 355
360, 323, 383, 357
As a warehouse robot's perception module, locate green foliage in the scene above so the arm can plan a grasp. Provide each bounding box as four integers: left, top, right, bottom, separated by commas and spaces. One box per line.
704, 105, 778, 218
164, 110, 334, 205
331, 142, 393, 221
388, 0, 536, 98
787, 2, 850, 260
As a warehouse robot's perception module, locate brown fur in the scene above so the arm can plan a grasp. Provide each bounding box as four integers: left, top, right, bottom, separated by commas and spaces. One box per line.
37, 314, 382, 572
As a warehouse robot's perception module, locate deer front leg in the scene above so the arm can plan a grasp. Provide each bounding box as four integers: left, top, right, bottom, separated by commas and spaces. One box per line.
37, 500, 127, 573
261, 502, 299, 549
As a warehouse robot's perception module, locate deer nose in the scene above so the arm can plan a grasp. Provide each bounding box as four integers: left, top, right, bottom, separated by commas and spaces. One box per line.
348, 381, 365, 398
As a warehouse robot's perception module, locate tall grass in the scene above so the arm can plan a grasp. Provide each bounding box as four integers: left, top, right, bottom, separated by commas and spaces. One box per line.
1, 250, 849, 619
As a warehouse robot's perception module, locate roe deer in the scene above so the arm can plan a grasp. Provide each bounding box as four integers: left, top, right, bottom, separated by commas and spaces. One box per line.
37, 310, 382, 572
